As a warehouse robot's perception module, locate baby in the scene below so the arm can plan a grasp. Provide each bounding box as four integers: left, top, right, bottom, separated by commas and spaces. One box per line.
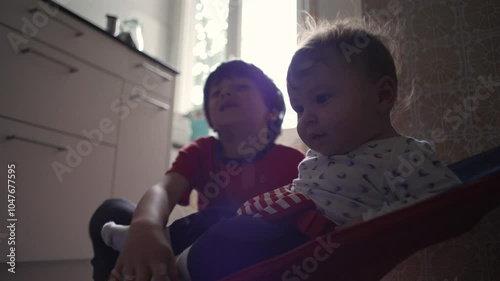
103, 18, 463, 281
237, 18, 461, 231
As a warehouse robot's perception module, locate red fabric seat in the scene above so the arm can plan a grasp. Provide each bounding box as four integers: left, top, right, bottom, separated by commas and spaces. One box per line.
220, 172, 500, 281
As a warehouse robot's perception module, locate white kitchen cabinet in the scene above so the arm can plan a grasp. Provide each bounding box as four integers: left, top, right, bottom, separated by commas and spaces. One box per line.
123, 51, 175, 99
0, 0, 177, 99
0, 0, 130, 78
112, 83, 173, 203
0, 0, 40, 30
0, 25, 123, 145
0, 117, 115, 262
0, 0, 178, 263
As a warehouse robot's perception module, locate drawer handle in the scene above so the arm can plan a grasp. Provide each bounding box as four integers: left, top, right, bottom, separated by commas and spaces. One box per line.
28, 7, 84, 37
131, 94, 170, 111
137, 62, 173, 81
6, 135, 67, 151
20, 48, 78, 73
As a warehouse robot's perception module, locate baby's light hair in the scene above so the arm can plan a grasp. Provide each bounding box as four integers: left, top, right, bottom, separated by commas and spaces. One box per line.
288, 17, 412, 114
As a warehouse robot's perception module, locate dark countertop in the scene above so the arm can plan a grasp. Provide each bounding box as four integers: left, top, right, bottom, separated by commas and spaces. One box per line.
45, 0, 179, 74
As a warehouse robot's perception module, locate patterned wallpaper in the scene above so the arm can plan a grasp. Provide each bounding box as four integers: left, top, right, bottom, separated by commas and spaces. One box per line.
363, 0, 500, 165
361, 1, 500, 280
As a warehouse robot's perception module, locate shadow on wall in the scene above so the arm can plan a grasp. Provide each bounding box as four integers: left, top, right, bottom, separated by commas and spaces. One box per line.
362, 0, 500, 165
362, 1, 500, 280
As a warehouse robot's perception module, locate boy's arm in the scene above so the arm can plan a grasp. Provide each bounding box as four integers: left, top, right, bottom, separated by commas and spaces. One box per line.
131, 172, 189, 226
110, 172, 189, 281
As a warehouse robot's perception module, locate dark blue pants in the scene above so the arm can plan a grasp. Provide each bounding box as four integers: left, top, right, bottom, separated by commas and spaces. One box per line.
89, 199, 309, 281
89, 199, 135, 281
186, 215, 310, 281
89, 199, 237, 281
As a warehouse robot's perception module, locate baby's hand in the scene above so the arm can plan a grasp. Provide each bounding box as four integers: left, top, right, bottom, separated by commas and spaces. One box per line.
336, 216, 364, 230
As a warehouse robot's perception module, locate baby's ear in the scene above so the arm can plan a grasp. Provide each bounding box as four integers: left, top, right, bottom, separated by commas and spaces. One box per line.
375, 75, 398, 113
267, 111, 279, 121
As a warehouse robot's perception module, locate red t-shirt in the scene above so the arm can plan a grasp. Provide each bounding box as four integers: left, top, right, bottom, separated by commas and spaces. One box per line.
167, 136, 305, 210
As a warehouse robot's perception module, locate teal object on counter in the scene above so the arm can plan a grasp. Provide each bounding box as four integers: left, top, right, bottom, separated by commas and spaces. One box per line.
190, 118, 209, 141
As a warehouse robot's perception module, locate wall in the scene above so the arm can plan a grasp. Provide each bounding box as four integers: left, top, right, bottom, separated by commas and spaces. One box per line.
54, 0, 182, 67
362, 1, 500, 280
308, 0, 362, 20
363, 0, 500, 164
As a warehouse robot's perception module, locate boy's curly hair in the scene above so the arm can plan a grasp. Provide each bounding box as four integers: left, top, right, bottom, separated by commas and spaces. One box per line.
203, 60, 285, 142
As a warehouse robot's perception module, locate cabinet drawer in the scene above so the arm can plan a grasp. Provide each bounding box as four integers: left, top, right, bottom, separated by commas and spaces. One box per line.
0, 117, 115, 261
0, 0, 39, 29
123, 52, 176, 99
0, 25, 122, 144
0, 0, 130, 78
0, 0, 176, 99
113, 83, 173, 203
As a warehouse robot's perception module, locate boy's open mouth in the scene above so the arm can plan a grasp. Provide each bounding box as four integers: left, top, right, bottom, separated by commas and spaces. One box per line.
219, 101, 240, 112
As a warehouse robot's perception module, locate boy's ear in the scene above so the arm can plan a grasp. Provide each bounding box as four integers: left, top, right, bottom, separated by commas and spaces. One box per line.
375, 75, 397, 113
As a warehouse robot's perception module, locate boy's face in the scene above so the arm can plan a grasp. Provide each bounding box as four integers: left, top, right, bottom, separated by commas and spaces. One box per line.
208, 77, 271, 132
288, 53, 383, 156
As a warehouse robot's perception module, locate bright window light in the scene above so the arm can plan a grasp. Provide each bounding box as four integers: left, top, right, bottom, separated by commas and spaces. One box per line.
240, 0, 298, 129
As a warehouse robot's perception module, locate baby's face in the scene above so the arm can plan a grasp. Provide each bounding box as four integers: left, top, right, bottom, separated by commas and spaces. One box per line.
288, 54, 383, 156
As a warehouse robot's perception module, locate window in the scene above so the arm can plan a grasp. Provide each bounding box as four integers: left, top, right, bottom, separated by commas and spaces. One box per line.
177, 0, 299, 129
240, 0, 297, 129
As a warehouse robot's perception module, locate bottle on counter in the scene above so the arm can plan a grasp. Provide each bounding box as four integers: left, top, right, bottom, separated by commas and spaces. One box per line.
119, 18, 144, 51
105, 15, 144, 52
105, 14, 120, 36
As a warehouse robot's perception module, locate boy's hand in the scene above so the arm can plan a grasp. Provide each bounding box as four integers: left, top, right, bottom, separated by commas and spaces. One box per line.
109, 220, 180, 281
336, 216, 364, 231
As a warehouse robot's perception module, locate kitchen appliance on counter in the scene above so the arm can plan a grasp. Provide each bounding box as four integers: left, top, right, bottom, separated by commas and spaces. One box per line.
106, 14, 144, 51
